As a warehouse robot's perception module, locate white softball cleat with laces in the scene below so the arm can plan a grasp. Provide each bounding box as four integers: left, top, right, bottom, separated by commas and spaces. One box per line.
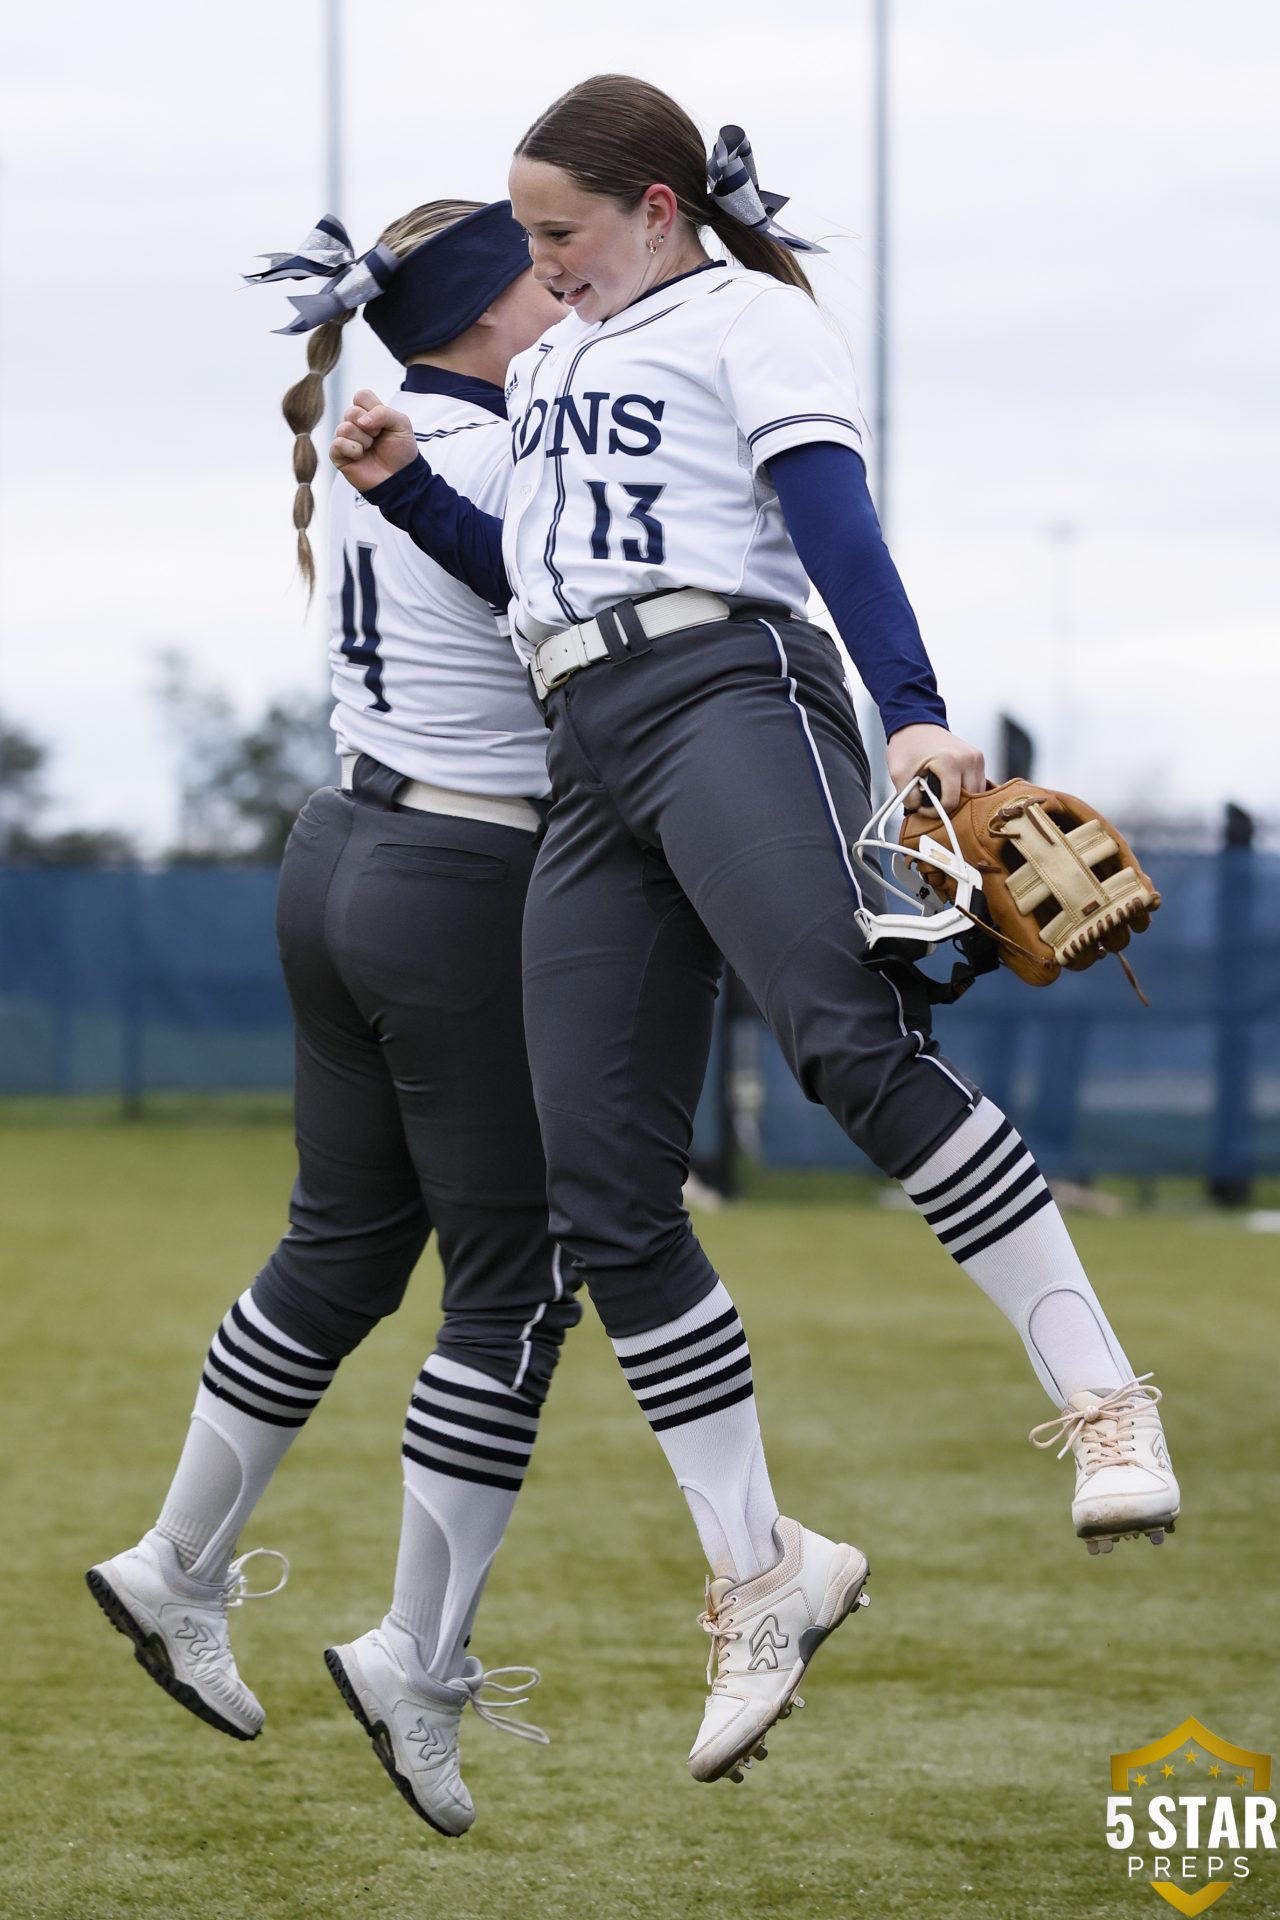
324, 1628, 548, 1837
85, 1529, 288, 1739
1030, 1375, 1179, 1553
688, 1516, 870, 1785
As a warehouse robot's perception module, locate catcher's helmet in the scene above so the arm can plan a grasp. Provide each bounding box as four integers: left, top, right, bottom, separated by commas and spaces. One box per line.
850, 773, 984, 958
852, 774, 1160, 999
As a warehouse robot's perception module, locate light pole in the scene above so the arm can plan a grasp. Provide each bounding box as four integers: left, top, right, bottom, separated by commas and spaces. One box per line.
872, 0, 890, 537
865, 0, 891, 802
1047, 522, 1078, 782
323, 0, 344, 465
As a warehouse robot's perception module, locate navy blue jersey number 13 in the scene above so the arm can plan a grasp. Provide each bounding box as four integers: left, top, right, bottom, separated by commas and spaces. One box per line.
340, 543, 391, 711
586, 482, 667, 564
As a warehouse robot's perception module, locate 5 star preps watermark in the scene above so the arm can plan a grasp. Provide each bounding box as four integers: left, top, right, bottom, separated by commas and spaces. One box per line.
1106, 1718, 1274, 1915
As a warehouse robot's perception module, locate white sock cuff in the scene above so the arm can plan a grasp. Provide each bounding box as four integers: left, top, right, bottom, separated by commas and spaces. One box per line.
903, 1098, 1008, 1198
238, 1287, 329, 1359
201, 1295, 337, 1428
611, 1280, 735, 1358
422, 1352, 527, 1399
404, 1356, 539, 1493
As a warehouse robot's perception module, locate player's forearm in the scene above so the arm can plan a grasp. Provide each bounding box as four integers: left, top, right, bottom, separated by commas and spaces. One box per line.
365, 459, 510, 608
769, 442, 948, 739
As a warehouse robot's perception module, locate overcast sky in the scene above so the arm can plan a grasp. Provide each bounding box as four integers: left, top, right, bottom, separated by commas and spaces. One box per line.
2, 0, 1277, 851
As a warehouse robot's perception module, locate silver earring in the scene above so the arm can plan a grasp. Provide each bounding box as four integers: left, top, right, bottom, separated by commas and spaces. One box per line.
647, 233, 665, 254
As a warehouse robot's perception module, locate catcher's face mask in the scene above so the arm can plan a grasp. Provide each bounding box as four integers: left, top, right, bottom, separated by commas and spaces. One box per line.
851, 773, 1160, 1003
850, 774, 985, 957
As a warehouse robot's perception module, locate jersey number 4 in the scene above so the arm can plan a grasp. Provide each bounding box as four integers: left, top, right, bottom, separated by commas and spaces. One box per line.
340, 543, 391, 712
586, 482, 666, 565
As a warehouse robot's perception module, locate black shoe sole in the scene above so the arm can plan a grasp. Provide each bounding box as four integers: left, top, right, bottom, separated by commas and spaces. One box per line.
85, 1567, 258, 1742
323, 1646, 463, 1839
1077, 1515, 1178, 1542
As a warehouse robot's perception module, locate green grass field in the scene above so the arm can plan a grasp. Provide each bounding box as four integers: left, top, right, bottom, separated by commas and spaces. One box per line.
2, 1115, 1277, 1920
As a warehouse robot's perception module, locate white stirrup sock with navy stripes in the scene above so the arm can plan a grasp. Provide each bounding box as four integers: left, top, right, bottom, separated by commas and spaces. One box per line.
902, 1099, 1134, 1404
385, 1353, 541, 1685
612, 1281, 781, 1584
155, 1289, 338, 1584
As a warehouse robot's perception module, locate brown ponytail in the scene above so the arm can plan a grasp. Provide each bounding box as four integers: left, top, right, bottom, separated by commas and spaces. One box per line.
281, 313, 351, 595
699, 204, 812, 292
278, 198, 485, 596
515, 75, 813, 297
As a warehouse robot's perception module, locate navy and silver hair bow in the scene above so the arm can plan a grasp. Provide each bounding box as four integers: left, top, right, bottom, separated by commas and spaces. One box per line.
707, 127, 825, 256
244, 214, 401, 334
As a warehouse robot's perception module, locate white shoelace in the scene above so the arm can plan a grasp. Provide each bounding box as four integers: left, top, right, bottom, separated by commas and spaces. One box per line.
696, 1590, 806, 1716
1028, 1374, 1162, 1463
698, 1585, 744, 1688
225, 1547, 290, 1608
700, 1617, 744, 1689
452, 1666, 550, 1745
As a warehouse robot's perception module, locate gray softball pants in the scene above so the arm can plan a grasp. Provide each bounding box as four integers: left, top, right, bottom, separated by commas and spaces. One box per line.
253, 781, 579, 1402
523, 612, 977, 1339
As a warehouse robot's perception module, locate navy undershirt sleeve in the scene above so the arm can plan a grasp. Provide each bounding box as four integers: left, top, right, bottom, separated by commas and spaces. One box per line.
768, 442, 947, 738
365, 458, 510, 608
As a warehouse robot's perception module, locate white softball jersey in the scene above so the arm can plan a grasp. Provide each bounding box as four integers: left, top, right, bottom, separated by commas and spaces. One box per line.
327, 377, 551, 798
501, 264, 865, 658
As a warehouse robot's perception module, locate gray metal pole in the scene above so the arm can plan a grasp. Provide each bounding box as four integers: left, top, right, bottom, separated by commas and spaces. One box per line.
323, 0, 343, 464
872, 0, 889, 537
1048, 521, 1078, 781
865, 0, 891, 801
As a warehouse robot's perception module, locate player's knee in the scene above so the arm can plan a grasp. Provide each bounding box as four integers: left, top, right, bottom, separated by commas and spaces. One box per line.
253, 1231, 423, 1360
537, 1113, 717, 1336
433, 1293, 582, 1406
769, 957, 975, 1179
573, 1223, 719, 1341
546, 1139, 688, 1254
804, 1032, 976, 1180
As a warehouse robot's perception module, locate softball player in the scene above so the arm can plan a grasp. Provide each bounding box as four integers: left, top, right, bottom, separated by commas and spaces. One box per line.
87, 200, 571, 1836
333, 77, 1179, 1787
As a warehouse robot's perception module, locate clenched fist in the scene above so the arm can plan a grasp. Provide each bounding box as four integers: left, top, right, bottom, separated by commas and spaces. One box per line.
330, 388, 419, 494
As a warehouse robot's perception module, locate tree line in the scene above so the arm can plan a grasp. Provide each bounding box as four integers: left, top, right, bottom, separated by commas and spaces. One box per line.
0, 653, 334, 867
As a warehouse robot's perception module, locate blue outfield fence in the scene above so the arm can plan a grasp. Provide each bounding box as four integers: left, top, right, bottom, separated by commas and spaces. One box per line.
1, 848, 1278, 1180
752, 846, 1280, 1183
0, 868, 293, 1101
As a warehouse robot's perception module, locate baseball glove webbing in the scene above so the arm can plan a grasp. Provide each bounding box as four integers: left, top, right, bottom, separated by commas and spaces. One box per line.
899, 780, 1160, 1001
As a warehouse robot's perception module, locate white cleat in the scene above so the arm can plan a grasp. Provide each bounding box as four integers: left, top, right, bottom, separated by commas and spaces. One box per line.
324, 1628, 548, 1837
85, 1530, 287, 1740
1030, 1375, 1180, 1551
688, 1516, 870, 1785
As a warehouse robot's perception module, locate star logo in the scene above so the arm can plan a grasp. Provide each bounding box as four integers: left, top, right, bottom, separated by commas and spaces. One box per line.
1109, 1719, 1273, 1917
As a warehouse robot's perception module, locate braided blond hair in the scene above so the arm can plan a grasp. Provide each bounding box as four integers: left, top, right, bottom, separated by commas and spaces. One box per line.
282, 200, 485, 594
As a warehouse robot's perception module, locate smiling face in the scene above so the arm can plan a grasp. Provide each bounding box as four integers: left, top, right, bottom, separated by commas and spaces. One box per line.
509, 155, 702, 324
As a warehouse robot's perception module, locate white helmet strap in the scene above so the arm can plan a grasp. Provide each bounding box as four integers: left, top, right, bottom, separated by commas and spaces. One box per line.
850, 773, 987, 958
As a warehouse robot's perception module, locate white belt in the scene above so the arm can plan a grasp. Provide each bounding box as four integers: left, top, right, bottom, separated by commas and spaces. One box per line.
528, 589, 731, 703
340, 757, 542, 833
